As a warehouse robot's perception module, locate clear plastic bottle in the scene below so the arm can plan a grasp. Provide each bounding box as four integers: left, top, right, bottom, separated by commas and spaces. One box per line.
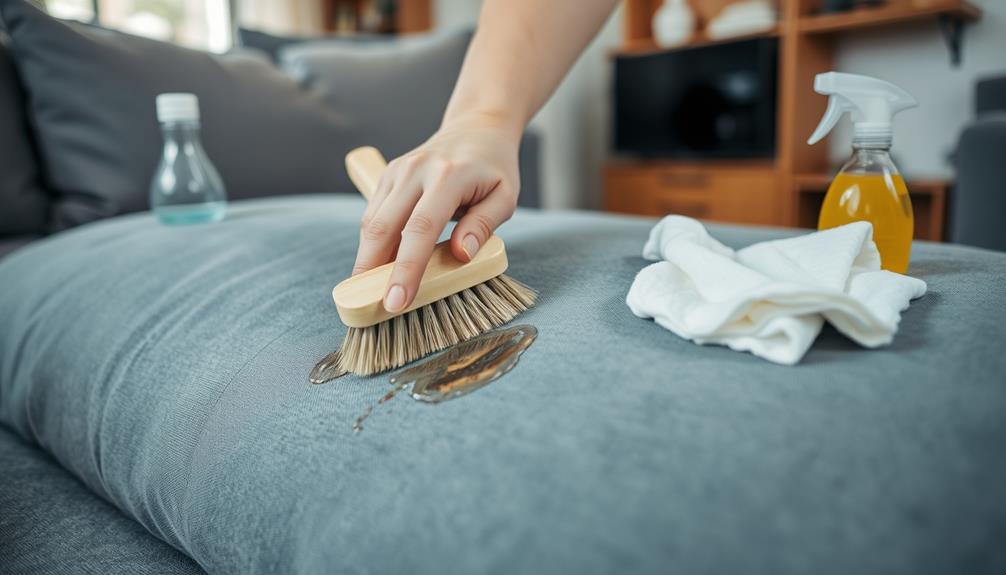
150, 93, 226, 225
818, 145, 913, 273
807, 72, 917, 273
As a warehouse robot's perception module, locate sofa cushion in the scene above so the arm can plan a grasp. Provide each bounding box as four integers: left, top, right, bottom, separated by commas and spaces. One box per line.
951, 115, 1006, 251
0, 0, 353, 230
0, 234, 38, 260
279, 29, 471, 162
0, 33, 48, 236
0, 426, 204, 574
256, 27, 543, 209
1, 195, 1004, 574
237, 26, 384, 62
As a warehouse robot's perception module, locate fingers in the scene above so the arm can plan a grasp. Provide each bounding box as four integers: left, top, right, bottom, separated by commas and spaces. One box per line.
352, 167, 421, 276
449, 189, 515, 262
383, 169, 463, 313
358, 164, 396, 229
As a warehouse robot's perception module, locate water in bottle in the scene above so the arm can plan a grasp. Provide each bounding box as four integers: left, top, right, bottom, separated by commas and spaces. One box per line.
150, 93, 227, 225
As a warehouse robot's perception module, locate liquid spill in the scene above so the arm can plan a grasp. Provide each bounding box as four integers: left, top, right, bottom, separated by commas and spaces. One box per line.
351, 380, 408, 433
309, 348, 347, 384
352, 324, 538, 433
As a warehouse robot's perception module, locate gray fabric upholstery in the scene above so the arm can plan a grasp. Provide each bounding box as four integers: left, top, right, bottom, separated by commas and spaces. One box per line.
951, 115, 1006, 251
949, 74, 1006, 251
976, 74, 1006, 115
237, 26, 385, 62
0, 426, 205, 574
0, 35, 48, 236
279, 30, 470, 162
516, 131, 541, 208
0, 196, 1004, 574
0, 0, 351, 231
277, 30, 542, 208
0, 234, 38, 260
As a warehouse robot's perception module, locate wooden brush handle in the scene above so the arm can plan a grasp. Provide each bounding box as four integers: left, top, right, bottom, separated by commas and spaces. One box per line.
335, 145, 510, 328
333, 235, 509, 328
345, 146, 387, 200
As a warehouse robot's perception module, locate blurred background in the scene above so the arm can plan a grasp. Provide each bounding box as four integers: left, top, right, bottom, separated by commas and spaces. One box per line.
26, 0, 1006, 245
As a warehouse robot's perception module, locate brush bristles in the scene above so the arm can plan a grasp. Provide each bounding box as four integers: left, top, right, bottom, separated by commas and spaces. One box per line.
338, 274, 536, 376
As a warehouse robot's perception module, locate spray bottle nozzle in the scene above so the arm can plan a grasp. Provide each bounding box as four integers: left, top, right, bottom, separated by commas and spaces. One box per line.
807, 72, 917, 146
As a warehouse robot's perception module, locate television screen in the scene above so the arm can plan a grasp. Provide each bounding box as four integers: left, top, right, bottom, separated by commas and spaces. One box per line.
614, 38, 778, 159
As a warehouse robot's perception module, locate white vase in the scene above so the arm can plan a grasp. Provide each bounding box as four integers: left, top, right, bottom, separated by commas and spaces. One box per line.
652, 0, 696, 48
706, 0, 777, 40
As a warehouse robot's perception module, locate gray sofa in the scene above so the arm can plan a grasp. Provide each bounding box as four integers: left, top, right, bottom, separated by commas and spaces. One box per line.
1, 2, 1005, 574
0, 1, 540, 237
951, 74, 1006, 251
2, 196, 1005, 574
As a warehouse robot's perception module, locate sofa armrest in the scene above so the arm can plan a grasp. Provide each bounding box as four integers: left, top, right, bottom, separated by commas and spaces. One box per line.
976, 75, 1006, 115
0, 235, 40, 261
517, 129, 543, 209
951, 114, 1006, 251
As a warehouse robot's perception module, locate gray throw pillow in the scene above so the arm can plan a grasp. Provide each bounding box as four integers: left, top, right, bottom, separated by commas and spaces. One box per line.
0, 0, 354, 230
237, 26, 385, 63
279, 30, 473, 162
0, 33, 48, 235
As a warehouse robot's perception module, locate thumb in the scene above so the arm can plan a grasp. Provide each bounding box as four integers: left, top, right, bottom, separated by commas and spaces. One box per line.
450, 192, 515, 262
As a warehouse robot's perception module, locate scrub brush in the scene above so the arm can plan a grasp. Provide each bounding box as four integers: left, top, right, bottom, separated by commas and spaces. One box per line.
333, 146, 536, 376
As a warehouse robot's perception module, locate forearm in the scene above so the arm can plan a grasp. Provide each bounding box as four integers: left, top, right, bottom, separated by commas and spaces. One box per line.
442, 0, 620, 139
355, 0, 618, 309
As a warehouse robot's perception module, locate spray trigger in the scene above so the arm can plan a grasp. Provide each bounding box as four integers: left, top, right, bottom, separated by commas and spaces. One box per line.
807, 72, 917, 146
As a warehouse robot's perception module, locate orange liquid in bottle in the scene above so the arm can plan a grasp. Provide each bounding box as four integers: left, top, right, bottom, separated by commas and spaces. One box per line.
818, 173, 914, 273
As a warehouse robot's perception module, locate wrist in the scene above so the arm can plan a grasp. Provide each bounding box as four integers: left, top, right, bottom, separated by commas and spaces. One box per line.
440, 108, 524, 144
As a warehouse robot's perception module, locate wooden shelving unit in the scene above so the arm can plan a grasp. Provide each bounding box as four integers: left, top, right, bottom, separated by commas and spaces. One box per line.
320, 0, 431, 35
615, 27, 780, 55
793, 173, 949, 240
603, 0, 981, 240
799, 0, 980, 34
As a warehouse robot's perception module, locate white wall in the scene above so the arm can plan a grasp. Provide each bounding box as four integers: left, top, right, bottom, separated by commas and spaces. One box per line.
434, 0, 622, 209
433, 0, 482, 30
828, 0, 1005, 179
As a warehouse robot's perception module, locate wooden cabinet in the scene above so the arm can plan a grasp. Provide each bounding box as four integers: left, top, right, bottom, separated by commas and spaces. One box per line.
321, 0, 431, 34
793, 174, 949, 241
606, 0, 979, 238
604, 162, 781, 225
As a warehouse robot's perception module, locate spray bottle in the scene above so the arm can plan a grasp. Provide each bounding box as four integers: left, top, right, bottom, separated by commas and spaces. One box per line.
808, 72, 918, 273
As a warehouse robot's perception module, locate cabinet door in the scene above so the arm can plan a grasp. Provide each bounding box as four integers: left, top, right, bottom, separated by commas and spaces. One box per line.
604, 164, 780, 226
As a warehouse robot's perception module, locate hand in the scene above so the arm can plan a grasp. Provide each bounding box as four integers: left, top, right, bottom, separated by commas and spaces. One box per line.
352, 114, 522, 314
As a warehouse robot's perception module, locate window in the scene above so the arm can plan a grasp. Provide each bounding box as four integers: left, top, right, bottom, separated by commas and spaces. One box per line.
44, 0, 233, 53
44, 0, 95, 21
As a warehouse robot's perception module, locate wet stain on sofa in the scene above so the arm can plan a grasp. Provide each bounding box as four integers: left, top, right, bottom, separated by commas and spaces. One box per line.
352, 324, 538, 432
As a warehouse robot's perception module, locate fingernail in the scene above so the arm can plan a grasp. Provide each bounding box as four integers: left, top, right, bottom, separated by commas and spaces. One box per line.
462, 234, 480, 260
384, 284, 406, 313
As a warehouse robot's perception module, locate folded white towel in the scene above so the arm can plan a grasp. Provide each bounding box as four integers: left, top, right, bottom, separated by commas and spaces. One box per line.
625, 216, 927, 365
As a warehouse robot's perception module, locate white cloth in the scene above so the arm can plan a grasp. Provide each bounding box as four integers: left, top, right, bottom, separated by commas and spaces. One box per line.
625, 216, 927, 365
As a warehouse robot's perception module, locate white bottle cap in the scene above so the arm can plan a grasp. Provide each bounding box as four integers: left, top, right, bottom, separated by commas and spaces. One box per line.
156, 93, 200, 123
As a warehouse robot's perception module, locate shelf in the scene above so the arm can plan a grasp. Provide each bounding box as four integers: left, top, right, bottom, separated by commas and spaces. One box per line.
792, 173, 950, 196
613, 27, 779, 57
799, 0, 980, 34
610, 0, 969, 236
320, 0, 431, 34
792, 174, 950, 240
608, 157, 777, 170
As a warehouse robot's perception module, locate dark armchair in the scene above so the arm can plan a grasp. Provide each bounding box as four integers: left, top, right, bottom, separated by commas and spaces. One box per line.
951, 75, 1006, 251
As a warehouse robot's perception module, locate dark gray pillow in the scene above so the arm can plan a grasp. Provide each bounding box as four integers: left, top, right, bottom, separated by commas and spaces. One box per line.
276, 30, 543, 208
0, 0, 354, 230
0, 33, 48, 235
279, 30, 472, 162
237, 26, 385, 63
